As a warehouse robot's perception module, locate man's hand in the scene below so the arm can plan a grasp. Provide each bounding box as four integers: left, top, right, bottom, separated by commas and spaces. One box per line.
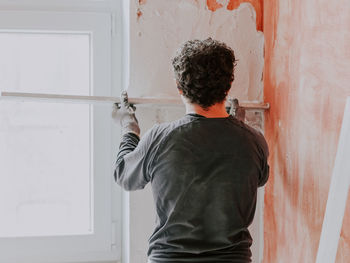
112, 91, 141, 137
228, 98, 246, 122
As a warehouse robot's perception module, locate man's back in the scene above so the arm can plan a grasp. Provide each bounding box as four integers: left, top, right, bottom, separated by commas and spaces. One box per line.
136, 114, 269, 262
113, 38, 269, 263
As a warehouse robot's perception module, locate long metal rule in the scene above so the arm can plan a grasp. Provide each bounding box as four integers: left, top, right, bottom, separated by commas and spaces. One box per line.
0, 91, 270, 110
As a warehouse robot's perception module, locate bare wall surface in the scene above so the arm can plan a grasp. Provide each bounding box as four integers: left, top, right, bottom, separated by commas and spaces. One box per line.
129, 0, 264, 102
264, 0, 350, 262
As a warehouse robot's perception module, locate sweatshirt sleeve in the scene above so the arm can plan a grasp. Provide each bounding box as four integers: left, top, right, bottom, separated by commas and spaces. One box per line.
114, 129, 156, 191
256, 132, 270, 187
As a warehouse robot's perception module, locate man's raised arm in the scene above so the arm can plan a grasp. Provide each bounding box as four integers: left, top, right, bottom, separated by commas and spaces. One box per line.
112, 91, 152, 191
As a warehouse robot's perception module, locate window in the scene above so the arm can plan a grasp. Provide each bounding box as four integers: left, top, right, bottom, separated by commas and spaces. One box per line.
0, 10, 120, 263
0, 32, 92, 238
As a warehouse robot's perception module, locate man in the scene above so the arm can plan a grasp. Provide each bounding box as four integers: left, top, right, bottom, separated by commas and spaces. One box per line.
113, 38, 269, 263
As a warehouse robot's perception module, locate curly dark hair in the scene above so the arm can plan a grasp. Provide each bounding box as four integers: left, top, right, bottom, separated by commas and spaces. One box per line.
172, 38, 236, 109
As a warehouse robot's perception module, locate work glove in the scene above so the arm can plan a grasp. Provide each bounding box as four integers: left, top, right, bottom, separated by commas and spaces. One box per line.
112, 91, 141, 137
228, 98, 246, 122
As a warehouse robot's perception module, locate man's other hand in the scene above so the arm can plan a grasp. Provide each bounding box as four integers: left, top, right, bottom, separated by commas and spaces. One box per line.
112, 91, 141, 137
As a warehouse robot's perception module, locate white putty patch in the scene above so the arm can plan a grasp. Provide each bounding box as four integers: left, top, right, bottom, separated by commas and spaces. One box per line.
129, 0, 264, 102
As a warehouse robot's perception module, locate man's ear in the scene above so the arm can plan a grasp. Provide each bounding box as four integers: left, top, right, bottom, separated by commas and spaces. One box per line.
176, 80, 183, 95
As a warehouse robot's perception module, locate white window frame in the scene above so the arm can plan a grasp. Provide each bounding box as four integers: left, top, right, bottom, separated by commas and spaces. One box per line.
0, 10, 121, 263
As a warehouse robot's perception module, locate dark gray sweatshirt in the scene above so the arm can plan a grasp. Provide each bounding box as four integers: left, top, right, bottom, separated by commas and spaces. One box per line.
114, 114, 269, 263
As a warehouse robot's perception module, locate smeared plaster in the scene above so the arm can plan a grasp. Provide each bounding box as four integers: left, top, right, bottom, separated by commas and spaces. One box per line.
316, 98, 350, 263
226, 0, 263, 31
129, 1, 264, 103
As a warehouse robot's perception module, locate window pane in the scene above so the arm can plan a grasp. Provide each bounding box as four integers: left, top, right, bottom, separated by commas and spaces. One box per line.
0, 32, 92, 237
0, 32, 90, 95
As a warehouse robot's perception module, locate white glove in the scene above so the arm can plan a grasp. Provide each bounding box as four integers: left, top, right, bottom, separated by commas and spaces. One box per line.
112, 91, 140, 137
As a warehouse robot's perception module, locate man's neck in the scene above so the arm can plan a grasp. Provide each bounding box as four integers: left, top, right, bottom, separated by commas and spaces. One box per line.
184, 100, 229, 118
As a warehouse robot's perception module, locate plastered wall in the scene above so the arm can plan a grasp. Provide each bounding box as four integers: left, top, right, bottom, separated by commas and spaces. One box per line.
129, 0, 264, 102
263, 0, 350, 262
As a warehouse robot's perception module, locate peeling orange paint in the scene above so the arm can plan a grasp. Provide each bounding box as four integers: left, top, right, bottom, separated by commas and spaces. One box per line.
264, 0, 350, 262
205, 0, 263, 31
206, 0, 223, 12
137, 9, 143, 21
139, 0, 147, 5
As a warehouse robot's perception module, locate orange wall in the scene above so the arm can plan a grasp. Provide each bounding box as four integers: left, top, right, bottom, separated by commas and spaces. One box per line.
206, 0, 263, 31
264, 0, 350, 262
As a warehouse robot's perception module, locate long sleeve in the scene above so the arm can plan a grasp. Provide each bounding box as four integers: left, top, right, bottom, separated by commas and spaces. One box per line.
114, 129, 156, 191
256, 132, 270, 187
